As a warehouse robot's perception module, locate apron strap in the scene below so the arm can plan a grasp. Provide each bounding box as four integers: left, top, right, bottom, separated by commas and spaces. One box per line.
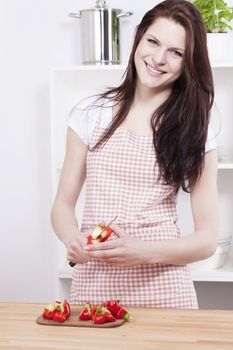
89, 98, 112, 147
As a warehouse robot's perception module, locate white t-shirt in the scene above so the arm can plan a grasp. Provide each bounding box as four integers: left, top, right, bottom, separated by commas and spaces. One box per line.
68, 96, 112, 145
68, 96, 216, 153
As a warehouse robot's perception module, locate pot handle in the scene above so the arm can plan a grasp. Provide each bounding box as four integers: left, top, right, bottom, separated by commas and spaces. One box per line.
117, 11, 133, 18
68, 12, 81, 19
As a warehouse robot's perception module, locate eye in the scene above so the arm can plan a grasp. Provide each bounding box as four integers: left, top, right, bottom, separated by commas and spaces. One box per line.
172, 50, 183, 58
147, 38, 159, 46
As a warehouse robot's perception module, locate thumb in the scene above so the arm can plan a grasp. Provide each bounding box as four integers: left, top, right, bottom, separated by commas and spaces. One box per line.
110, 224, 127, 238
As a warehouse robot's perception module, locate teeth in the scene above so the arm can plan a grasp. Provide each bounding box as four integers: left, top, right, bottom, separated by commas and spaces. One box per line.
147, 64, 164, 75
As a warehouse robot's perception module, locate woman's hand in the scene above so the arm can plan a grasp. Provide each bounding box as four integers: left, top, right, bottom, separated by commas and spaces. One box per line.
83, 224, 150, 267
65, 234, 91, 265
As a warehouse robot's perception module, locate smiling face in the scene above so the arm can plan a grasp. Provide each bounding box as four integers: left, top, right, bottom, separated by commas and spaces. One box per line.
134, 17, 186, 94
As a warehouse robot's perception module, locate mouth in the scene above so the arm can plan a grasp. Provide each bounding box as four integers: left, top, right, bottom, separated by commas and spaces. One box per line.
145, 62, 166, 76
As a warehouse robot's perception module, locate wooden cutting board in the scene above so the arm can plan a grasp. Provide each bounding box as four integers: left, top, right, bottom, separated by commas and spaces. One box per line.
36, 305, 126, 328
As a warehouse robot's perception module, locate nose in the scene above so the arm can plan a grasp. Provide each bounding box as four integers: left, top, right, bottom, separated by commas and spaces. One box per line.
152, 48, 167, 65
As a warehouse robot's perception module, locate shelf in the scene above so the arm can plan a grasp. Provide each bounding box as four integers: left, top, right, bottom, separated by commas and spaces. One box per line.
191, 268, 233, 282
190, 263, 233, 282
211, 61, 233, 68
218, 161, 233, 169
51, 65, 126, 72
51, 61, 233, 73
58, 261, 233, 282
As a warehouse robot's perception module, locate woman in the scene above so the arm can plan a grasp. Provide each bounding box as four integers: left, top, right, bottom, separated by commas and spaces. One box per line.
51, 0, 218, 308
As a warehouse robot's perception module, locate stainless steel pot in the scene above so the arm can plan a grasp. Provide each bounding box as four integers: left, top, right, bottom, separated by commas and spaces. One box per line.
69, 0, 133, 65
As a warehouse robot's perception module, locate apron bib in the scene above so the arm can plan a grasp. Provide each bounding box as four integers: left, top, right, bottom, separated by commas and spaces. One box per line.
71, 108, 198, 308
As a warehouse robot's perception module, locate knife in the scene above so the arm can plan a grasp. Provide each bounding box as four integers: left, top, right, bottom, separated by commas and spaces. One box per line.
69, 216, 118, 267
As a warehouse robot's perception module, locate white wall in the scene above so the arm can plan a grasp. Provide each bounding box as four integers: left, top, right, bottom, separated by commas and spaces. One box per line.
1, 0, 233, 307
0, 0, 160, 303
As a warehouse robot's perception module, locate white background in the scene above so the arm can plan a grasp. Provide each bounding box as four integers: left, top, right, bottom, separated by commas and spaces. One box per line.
1, 0, 233, 307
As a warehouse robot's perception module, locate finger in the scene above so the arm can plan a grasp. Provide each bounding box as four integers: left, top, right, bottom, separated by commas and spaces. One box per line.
86, 250, 111, 259
86, 247, 121, 259
84, 239, 122, 251
67, 240, 90, 259
67, 250, 90, 264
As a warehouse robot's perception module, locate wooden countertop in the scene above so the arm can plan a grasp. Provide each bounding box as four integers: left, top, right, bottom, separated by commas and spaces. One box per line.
1, 302, 233, 349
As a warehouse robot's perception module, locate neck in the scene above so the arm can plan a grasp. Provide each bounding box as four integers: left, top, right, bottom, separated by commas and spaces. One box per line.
134, 80, 171, 108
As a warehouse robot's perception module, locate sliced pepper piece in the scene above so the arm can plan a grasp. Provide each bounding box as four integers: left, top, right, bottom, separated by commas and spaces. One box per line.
96, 226, 113, 242
79, 303, 92, 321
115, 306, 131, 321
92, 306, 105, 324
63, 299, 71, 319
42, 303, 56, 320
102, 306, 116, 322
87, 235, 95, 245
87, 225, 113, 245
53, 310, 67, 323
103, 299, 121, 316
42, 300, 71, 323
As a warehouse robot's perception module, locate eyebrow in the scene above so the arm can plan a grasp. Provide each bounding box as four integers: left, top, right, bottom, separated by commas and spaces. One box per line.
147, 33, 185, 52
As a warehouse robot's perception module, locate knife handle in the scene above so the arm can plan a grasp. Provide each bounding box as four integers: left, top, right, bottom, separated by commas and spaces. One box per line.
69, 262, 76, 267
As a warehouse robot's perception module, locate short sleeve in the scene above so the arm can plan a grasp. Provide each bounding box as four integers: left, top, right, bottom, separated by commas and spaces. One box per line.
205, 126, 217, 153
67, 97, 100, 145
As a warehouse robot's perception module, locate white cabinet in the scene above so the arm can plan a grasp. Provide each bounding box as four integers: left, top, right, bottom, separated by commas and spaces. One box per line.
50, 63, 233, 296
177, 63, 233, 281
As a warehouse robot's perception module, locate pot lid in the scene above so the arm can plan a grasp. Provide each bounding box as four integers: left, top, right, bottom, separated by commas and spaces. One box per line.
80, 0, 121, 12
95, 0, 107, 8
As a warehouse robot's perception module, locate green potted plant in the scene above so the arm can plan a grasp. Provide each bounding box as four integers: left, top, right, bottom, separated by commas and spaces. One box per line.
191, 0, 233, 61
192, 0, 233, 33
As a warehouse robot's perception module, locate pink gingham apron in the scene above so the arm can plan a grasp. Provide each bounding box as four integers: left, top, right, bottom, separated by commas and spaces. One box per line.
70, 104, 198, 308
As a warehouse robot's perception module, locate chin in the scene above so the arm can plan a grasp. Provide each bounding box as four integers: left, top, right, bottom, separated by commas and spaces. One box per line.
143, 80, 164, 89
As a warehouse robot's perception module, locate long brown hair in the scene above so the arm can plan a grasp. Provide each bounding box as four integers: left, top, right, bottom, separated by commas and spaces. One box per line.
91, 0, 214, 193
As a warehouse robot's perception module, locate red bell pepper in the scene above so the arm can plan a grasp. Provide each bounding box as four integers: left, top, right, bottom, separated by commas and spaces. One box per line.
53, 300, 71, 322
102, 307, 116, 322
42, 303, 56, 320
97, 226, 113, 242
87, 235, 94, 245
53, 310, 67, 323
79, 303, 92, 321
42, 300, 71, 323
77, 301, 131, 324
87, 225, 113, 245
63, 299, 71, 318
115, 306, 131, 321
92, 306, 105, 324
103, 299, 121, 316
